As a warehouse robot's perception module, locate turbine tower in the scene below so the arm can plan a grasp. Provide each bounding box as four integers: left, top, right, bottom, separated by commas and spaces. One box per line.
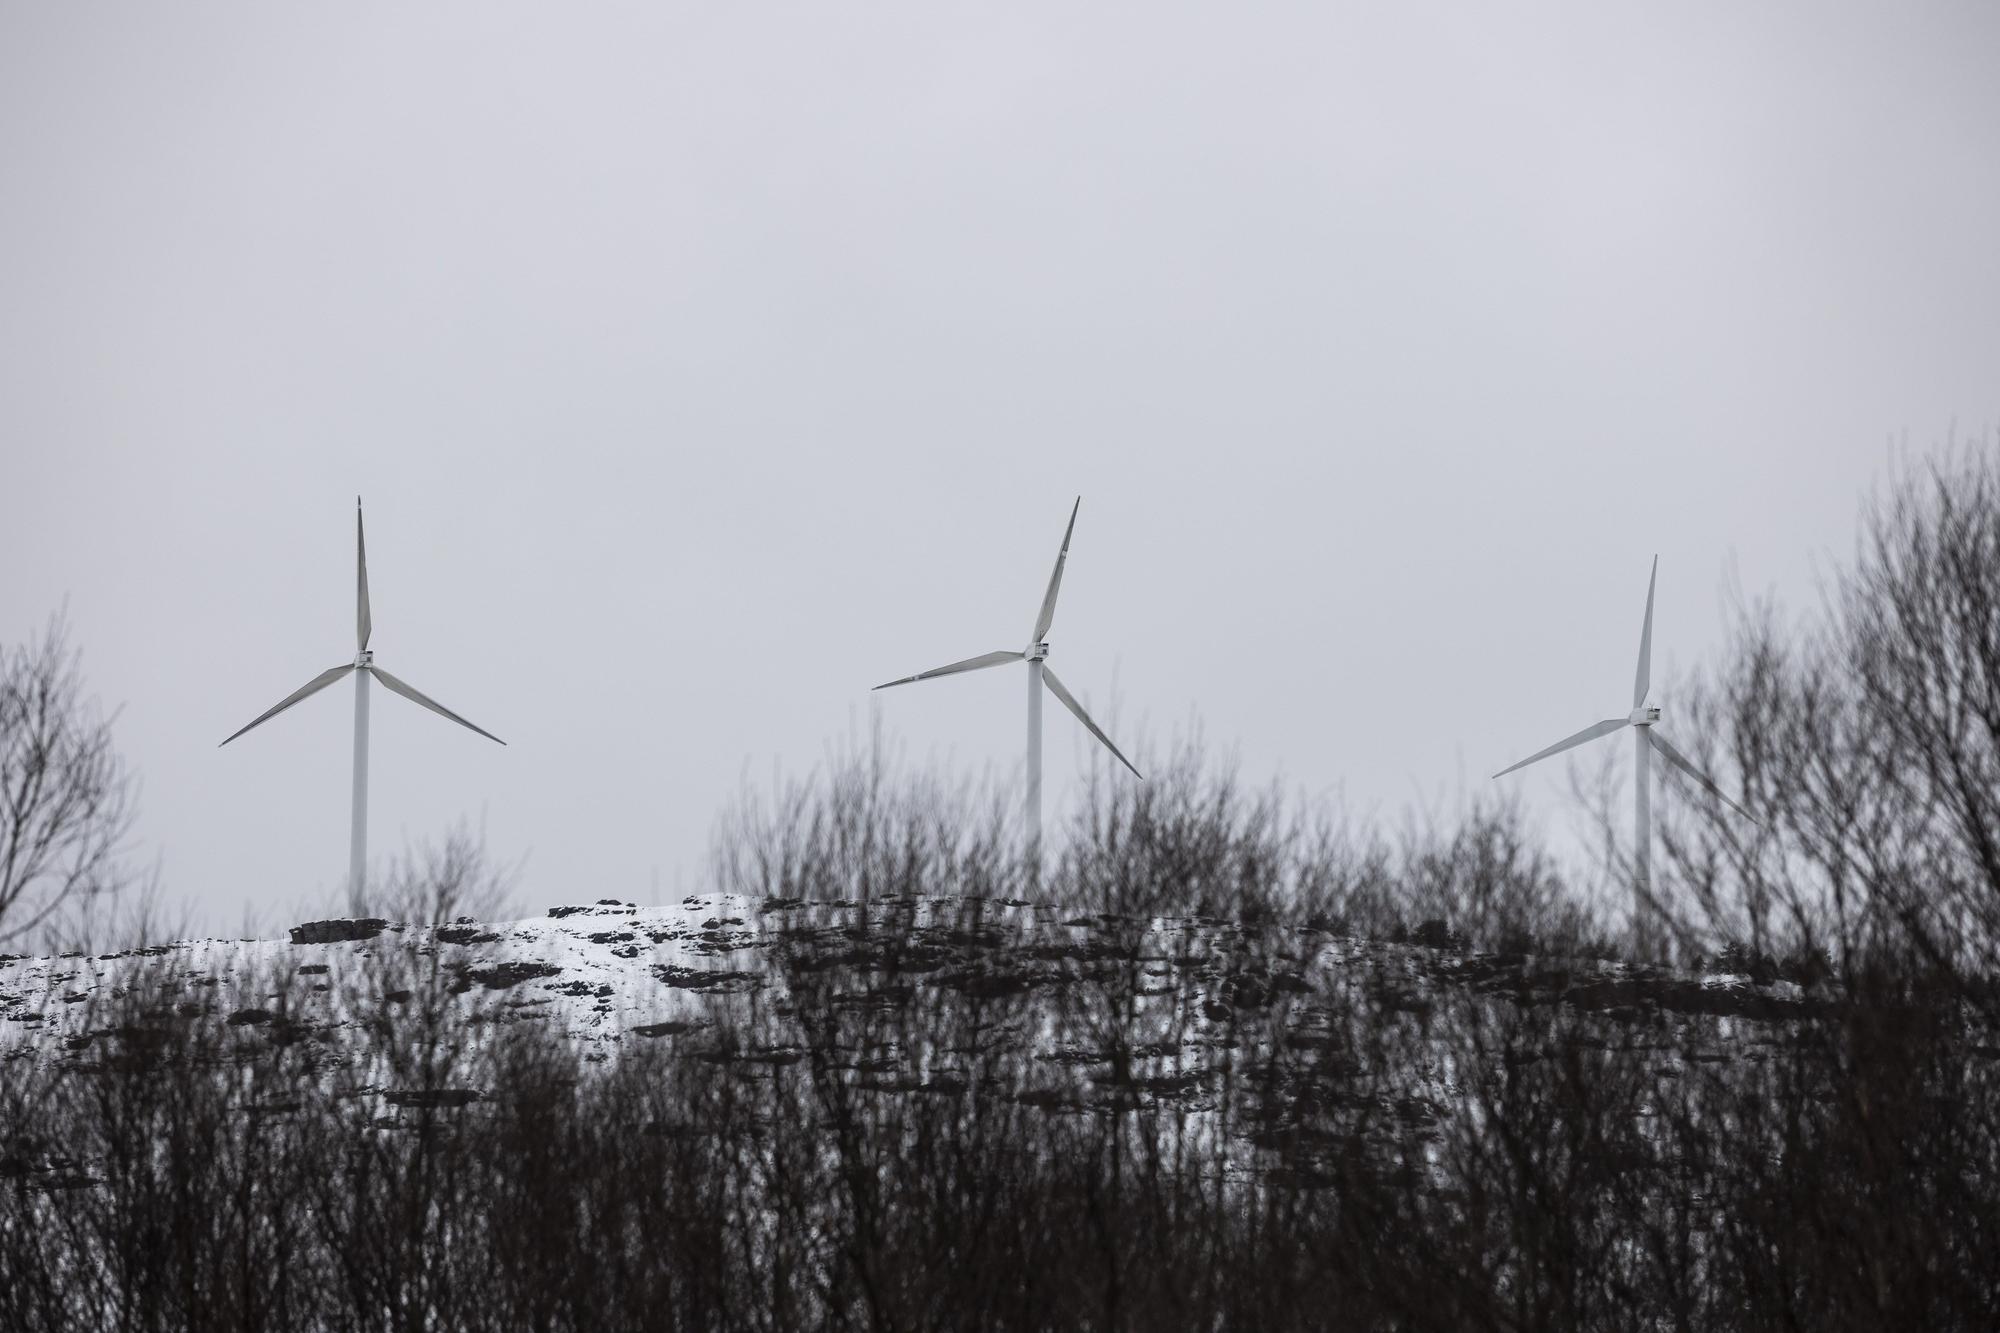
1493, 556, 1751, 916
221, 498, 505, 903
874, 498, 1142, 861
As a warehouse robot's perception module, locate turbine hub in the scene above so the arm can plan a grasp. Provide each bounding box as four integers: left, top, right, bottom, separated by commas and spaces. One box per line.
1629, 704, 1660, 726
355, 650, 375, 668
1026, 641, 1049, 662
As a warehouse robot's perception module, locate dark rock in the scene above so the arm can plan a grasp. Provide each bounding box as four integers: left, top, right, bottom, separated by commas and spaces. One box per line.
384, 1088, 481, 1108
298, 964, 329, 975
1372, 985, 1434, 1018
1266, 1159, 1355, 1192
1215, 973, 1274, 1011
935, 965, 1047, 999
654, 965, 761, 993
858, 1071, 928, 1093
833, 984, 914, 1011
1095, 1069, 1204, 1099
112, 1025, 172, 1051
264, 1018, 312, 1046
228, 1008, 274, 1026
1408, 918, 1464, 952
631, 1020, 701, 1038
550, 902, 634, 920
697, 1045, 803, 1067
289, 919, 389, 945
462, 961, 562, 990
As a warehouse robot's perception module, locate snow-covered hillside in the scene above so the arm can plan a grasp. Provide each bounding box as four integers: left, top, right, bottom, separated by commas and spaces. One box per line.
2, 892, 1814, 1118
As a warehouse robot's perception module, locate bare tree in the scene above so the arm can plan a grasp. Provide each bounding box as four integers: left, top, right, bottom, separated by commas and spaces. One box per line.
0, 611, 137, 948
367, 824, 518, 926
1657, 446, 2000, 991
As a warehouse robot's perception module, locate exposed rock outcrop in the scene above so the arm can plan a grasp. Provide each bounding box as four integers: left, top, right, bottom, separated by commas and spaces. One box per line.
289, 919, 389, 945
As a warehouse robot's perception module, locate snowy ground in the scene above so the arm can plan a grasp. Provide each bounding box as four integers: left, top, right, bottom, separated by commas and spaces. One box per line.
1, 892, 1820, 1191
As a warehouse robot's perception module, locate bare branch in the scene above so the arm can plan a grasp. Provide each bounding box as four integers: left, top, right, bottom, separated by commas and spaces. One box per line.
0, 611, 138, 948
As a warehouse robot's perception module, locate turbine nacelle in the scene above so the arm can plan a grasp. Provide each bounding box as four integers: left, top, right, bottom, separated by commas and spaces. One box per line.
871, 497, 1143, 785
1493, 556, 1753, 831
220, 500, 507, 753
219, 498, 506, 905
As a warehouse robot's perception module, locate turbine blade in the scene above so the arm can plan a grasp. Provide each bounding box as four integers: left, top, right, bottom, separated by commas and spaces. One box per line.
1647, 729, 1754, 822
357, 497, 372, 654
1492, 718, 1627, 779
872, 650, 1023, 690
1634, 554, 1657, 708
367, 665, 506, 745
219, 665, 356, 747
1041, 666, 1142, 779
1030, 497, 1081, 645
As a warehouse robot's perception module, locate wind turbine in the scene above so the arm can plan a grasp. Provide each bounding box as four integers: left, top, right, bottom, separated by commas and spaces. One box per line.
220, 498, 504, 903
1493, 556, 1751, 912
873, 498, 1142, 859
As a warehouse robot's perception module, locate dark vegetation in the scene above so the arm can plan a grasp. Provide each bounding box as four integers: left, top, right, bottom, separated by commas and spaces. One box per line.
4, 449, 2000, 1329
0, 611, 139, 952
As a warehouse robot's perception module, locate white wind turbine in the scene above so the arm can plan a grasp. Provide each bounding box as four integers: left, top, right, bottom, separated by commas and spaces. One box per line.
874, 498, 1142, 858
1493, 556, 1751, 911
220, 498, 505, 902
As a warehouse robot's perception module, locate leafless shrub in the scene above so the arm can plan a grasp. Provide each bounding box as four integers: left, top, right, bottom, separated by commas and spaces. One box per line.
1658, 448, 2000, 994
7, 447, 2000, 1330
363, 825, 518, 927
0, 611, 137, 950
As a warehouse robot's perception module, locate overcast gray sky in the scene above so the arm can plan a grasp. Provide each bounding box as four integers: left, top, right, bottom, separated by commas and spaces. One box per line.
4, 2, 1997, 934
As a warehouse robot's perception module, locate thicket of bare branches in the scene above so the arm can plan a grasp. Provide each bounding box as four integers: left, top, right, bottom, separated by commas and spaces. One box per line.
358, 827, 518, 927
1658, 450, 2000, 993
0, 612, 136, 950
5, 446, 2000, 1329
5, 729, 1995, 1330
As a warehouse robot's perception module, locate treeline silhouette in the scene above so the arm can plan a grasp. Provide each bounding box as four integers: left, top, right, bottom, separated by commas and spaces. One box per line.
4, 448, 2000, 1330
